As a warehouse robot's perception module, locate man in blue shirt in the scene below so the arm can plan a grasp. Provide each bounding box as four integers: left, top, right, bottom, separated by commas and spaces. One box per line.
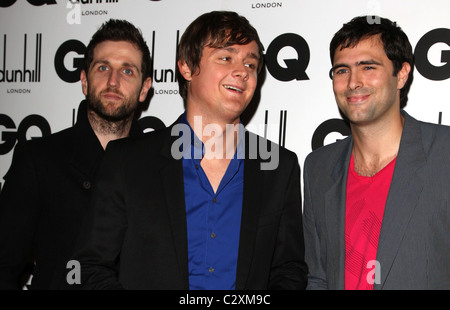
75, 11, 307, 290
179, 113, 245, 289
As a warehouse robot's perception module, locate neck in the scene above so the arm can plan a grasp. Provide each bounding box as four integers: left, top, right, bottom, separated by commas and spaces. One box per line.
87, 110, 133, 149
351, 113, 404, 176
186, 110, 241, 161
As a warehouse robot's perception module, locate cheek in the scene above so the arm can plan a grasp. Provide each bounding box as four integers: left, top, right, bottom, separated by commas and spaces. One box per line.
86, 75, 105, 91
332, 80, 346, 96
246, 73, 258, 90
192, 71, 219, 94
371, 75, 397, 97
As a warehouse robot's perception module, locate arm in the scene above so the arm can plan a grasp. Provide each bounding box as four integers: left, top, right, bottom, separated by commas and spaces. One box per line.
0, 143, 40, 289
268, 154, 308, 289
302, 157, 328, 289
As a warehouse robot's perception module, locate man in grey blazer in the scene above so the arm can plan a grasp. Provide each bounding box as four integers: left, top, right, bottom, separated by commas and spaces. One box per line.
303, 16, 449, 290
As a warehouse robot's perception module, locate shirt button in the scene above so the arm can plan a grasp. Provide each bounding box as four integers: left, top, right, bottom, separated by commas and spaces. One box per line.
213, 197, 217, 203
209, 267, 214, 273
83, 181, 91, 189
211, 233, 216, 239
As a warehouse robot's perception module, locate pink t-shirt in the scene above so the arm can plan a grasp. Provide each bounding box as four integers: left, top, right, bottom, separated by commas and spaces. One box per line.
345, 154, 396, 290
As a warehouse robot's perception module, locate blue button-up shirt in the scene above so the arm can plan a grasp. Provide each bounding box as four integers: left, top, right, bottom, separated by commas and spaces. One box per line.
181, 114, 244, 290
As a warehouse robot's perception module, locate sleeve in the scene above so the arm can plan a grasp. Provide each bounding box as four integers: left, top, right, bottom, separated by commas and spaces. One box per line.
72, 142, 128, 290
0, 142, 40, 289
302, 156, 328, 289
268, 152, 308, 289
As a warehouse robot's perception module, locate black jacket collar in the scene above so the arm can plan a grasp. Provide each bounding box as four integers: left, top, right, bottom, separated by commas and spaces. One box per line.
70, 100, 143, 178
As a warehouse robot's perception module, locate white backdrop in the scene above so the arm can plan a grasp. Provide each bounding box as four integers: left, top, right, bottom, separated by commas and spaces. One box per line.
1, 0, 449, 187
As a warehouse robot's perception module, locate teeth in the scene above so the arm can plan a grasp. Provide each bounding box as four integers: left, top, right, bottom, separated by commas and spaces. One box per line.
224, 85, 243, 92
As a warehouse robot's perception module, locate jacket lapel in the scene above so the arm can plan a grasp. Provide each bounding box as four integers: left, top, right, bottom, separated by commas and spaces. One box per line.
159, 126, 190, 289
235, 132, 264, 290
69, 101, 105, 181
70, 100, 144, 181
375, 112, 426, 289
325, 137, 352, 289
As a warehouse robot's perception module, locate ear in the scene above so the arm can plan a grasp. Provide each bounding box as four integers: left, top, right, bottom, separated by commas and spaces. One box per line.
177, 60, 192, 81
80, 70, 88, 96
139, 77, 152, 102
397, 62, 411, 90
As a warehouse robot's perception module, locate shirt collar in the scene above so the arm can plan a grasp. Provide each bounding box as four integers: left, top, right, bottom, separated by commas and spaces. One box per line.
180, 111, 245, 161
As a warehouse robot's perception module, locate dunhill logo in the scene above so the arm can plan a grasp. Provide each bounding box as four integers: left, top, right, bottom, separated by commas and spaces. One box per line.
0, 34, 42, 83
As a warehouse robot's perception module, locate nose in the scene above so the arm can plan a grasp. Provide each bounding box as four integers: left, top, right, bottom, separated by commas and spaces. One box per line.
107, 69, 120, 88
348, 69, 362, 90
232, 64, 249, 81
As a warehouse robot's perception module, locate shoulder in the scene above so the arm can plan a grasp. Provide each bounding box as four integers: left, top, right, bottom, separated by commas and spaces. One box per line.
105, 126, 172, 159
304, 136, 352, 168
4, 127, 76, 181
247, 130, 296, 154
418, 119, 450, 141
244, 130, 299, 168
111, 126, 171, 147
419, 121, 450, 162
404, 112, 450, 153
12, 126, 75, 157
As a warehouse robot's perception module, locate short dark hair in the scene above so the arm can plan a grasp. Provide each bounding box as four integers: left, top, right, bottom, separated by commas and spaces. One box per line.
84, 19, 152, 83
329, 16, 413, 109
176, 11, 264, 100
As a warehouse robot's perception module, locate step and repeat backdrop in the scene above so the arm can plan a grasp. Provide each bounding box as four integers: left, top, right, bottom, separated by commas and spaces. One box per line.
1, 0, 449, 187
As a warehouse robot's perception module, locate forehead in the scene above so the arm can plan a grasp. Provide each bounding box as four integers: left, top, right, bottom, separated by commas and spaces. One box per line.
204, 41, 260, 59
92, 40, 143, 64
333, 36, 388, 64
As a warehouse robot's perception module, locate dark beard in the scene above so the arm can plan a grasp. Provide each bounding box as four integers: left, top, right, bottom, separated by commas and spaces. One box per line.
87, 88, 137, 122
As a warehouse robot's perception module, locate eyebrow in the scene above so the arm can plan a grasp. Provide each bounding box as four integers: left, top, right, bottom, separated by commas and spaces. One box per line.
91, 59, 141, 72
329, 59, 382, 79
331, 59, 382, 71
357, 59, 382, 66
220, 46, 260, 60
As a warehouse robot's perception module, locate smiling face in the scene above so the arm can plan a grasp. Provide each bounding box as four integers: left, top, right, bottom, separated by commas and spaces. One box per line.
331, 35, 410, 126
81, 40, 152, 122
179, 41, 260, 125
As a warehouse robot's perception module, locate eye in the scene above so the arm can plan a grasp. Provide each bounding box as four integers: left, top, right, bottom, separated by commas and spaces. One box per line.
330, 67, 350, 79
123, 68, 134, 75
245, 62, 257, 70
364, 66, 376, 71
98, 65, 108, 72
335, 67, 349, 75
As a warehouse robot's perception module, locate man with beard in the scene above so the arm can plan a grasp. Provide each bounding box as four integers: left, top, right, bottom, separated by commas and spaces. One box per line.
0, 19, 152, 289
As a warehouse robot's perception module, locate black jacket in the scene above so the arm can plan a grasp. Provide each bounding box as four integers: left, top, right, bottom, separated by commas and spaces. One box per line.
0, 100, 142, 289
75, 116, 308, 289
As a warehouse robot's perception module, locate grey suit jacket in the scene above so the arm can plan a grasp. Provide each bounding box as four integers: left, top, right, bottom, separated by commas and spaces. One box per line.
303, 111, 450, 290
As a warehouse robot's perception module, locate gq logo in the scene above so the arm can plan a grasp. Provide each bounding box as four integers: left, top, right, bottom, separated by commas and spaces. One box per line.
0, 114, 51, 155
0, 0, 56, 7
414, 28, 450, 81
54, 40, 86, 83
265, 33, 310, 82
